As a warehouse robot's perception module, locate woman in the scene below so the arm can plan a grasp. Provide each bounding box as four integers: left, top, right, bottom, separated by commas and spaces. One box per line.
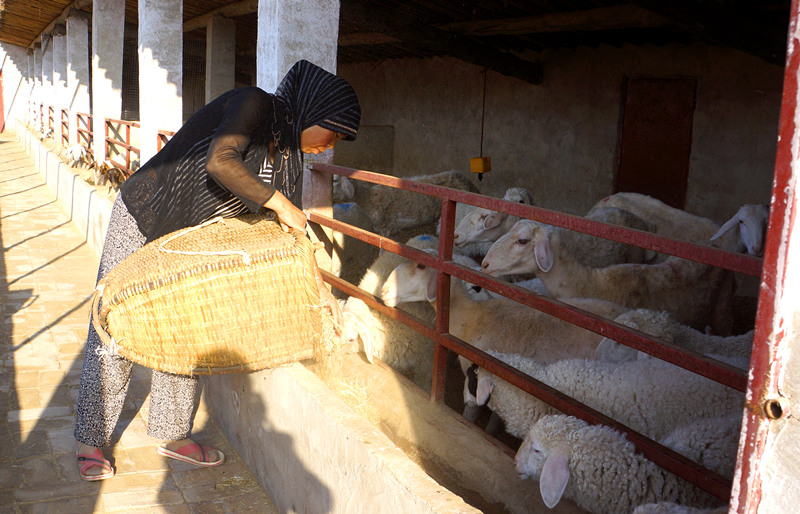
74, 60, 361, 480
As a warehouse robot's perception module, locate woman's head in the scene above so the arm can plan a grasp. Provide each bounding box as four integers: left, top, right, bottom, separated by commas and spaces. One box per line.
275, 60, 361, 142
300, 126, 346, 154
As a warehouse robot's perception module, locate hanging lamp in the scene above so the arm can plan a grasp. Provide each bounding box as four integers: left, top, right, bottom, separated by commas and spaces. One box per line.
470, 68, 491, 181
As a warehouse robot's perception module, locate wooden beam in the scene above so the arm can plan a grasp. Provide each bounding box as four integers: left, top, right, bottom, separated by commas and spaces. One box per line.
28, 0, 92, 49
436, 5, 673, 36
183, 0, 258, 33
340, 0, 543, 84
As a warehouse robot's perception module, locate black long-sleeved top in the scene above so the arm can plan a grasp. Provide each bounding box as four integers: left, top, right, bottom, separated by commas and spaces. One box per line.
121, 87, 289, 242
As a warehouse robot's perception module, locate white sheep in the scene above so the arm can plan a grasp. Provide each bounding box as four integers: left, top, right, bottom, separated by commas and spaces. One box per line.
710, 204, 770, 257
515, 414, 729, 513
594, 308, 753, 364
341, 235, 483, 389
451, 187, 533, 259
472, 351, 743, 441
633, 503, 728, 514
380, 257, 629, 377
64, 143, 94, 168
330, 202, 379, 289
562, 206, 657, 267
333, 170, 480, 237
482, 220, 736, 335
589, 192, 723, 245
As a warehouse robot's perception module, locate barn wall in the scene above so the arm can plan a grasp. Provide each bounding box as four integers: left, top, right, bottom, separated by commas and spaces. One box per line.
335, 42, 782, 223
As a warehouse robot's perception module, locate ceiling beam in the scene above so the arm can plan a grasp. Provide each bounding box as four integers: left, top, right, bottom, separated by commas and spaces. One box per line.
436, 4, 673, 36
629, 1, 788, 65
340, 0, 543, 84
183, 0, 258, 33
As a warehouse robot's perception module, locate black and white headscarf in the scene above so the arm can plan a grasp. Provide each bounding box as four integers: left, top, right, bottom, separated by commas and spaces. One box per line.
271, 60, 361, 201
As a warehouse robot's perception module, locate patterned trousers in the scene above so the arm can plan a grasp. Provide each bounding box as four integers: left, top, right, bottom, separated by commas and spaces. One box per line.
74, 195, 198, 447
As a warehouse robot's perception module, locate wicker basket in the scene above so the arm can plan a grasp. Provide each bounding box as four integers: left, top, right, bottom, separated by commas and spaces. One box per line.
90, 213, 335, 375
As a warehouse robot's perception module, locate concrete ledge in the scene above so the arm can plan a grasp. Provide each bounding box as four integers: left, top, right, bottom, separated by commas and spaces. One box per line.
14, 119, 113, 256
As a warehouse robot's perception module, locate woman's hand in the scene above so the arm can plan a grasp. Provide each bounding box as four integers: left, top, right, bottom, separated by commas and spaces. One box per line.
264, 191, 308, 233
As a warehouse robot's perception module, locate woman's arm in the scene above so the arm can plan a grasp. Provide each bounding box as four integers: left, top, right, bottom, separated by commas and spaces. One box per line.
205, 87, 306, 232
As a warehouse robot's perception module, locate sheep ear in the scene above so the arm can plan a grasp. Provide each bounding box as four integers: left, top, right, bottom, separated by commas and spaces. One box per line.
534, 233, 554, 273
483, 212, 503, 230
476, 374, 494, 405
425, 272, 438, 302
710, 214, 740, 242
340, 176, 355, 199
540, 446, 571, 509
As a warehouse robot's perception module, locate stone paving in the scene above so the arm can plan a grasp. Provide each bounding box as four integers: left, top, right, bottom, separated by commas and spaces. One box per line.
0, 131, 278, 513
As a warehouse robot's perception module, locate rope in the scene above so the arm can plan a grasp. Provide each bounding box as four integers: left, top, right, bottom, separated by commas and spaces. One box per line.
158, 216, 252, 265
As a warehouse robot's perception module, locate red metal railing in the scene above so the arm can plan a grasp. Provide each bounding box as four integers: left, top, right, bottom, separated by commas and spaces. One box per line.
104, 117, 140, 176
157, 129, 175, 152
76, 112, 92, 146
308, 163, 762, 502
47, 106, 54, 132
60, 109, 69, 147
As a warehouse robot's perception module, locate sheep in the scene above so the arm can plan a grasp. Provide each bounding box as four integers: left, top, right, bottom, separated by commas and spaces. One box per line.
710, 204, 770, 257
514, 414, 731, 513
561, 206, 657, 267
451, 187, 533, 259
481, 220, 736, 335
471, 351, 743, 441
330, 202, 379, 290
633, 503, 728, 514
589, 192, 722, 246
594, 308, 753, 364
94, 161, 127, 189
340, 235, 489, 389
380, 257, 629, 377
64, 143, 94, 169
332, 170, 480, 238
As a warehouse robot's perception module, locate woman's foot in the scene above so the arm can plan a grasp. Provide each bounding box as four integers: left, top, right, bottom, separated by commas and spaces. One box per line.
158, 438, 225, 467
76, 443, 115, 481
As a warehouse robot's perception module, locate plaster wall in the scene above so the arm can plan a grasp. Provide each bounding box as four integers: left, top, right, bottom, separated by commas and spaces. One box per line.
0, 43, 30, 130
336, 42, 782, 224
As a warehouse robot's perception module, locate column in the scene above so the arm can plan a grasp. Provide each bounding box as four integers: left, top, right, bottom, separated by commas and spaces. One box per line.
67, 11, 91, 147
41, 35, 54, 133
256, 0, 340, 92
33, 43, 42, 130
138, 0, 183, 164
205, 15, 236, 103
52, 24, 67, 147
92, 0, 126, 164
26, 49, 35, 126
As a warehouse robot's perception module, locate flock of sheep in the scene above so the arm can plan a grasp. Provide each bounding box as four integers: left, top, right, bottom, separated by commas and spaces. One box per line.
329, 169, 769, 513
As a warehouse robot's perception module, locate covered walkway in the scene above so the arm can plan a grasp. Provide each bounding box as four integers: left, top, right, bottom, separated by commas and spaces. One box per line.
0, 130, 277, 512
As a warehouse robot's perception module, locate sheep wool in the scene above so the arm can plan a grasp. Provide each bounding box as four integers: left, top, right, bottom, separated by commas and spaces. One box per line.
516, 415, 724, 514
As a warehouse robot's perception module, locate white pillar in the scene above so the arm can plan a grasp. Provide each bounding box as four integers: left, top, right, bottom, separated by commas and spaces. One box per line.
92, 0, 126, 163
138, 0, 183, 164
52, 27, 67, 147
67, 12, 91, 146
256, 0, 340, 92
27, 49, 35, 126
256, 0, 341, 268
33, 43, 42, 129
205, 15, 236, 103
41, 35, 54, 132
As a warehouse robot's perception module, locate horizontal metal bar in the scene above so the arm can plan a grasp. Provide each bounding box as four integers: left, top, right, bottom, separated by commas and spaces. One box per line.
313, 163, 762, 277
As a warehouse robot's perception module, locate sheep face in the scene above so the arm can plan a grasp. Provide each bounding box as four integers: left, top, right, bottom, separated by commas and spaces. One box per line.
482, 219, 548, 276
381, 259, 438, 307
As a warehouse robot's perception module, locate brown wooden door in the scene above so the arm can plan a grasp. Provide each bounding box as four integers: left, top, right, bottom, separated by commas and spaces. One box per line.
616, 77, 697, 209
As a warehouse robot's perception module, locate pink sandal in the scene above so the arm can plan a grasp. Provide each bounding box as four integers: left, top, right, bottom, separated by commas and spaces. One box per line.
157, 441, 225, 467
77, 448, 115, 481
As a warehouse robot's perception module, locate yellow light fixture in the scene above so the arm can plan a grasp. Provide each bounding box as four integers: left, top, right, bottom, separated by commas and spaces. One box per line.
471, 69, 492, 181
